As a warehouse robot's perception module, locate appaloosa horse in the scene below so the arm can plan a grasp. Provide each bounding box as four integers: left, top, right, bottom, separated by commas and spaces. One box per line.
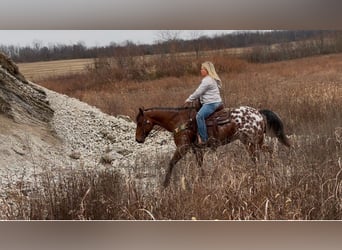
135, 101, 290, 187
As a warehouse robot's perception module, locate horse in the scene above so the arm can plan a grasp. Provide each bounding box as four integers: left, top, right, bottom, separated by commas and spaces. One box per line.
135, 100, 290, 187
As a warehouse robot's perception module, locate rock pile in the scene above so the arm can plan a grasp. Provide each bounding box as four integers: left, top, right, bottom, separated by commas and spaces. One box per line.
0, 53, 175, 195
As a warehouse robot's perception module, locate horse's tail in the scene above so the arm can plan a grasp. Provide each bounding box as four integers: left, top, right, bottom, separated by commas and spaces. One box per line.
259, 109, 291, 147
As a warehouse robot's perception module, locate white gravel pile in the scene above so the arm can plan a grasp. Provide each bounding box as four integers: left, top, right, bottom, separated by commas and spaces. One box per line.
0, 84, 176, 195
46, 88, 175, 174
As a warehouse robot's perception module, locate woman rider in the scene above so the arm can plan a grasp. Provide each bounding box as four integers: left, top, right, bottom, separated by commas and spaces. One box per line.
185, 61, 223, 146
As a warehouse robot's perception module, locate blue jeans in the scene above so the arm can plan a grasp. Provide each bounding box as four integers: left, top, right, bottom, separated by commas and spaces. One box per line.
196, 102, 222, 142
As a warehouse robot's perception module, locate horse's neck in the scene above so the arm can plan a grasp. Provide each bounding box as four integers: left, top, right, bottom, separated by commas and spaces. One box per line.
148, 110, 189, 132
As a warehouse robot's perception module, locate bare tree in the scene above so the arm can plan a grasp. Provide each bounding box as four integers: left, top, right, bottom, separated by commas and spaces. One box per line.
188, 30, 204, 59
155, 30, 182, 55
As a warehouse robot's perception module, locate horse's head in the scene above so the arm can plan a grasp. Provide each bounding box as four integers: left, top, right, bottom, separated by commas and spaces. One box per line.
135, 107, 154, 143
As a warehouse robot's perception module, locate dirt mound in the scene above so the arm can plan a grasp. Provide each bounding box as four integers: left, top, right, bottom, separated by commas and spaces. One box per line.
0, 52, 54, 126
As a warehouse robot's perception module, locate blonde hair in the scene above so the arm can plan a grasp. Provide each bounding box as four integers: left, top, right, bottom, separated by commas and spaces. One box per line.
201, 61, 222, 88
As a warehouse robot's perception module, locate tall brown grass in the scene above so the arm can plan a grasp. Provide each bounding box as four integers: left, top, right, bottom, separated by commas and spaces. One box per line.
40, 53, 342, 136
3, 53, 341, 220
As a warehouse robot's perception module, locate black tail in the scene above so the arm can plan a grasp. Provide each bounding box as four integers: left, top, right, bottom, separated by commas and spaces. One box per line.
259, 109, 291, 147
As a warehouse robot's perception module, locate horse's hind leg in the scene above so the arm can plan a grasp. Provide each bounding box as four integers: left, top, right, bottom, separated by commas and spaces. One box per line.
261, 143, 273, 157
163, 145, 190, 187
239, 134, 258, 163
247, 141, 272, 163
246, 143, 258, 163
255, 132, 272, 156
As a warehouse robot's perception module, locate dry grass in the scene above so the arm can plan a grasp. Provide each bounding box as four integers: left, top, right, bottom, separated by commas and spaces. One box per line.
2, 134, 340, 220
38, 53, 342, 136
2, 53, 341, 220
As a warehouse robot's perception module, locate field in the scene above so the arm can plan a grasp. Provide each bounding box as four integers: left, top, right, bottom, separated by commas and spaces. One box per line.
17, 46, 255, 82
18, 58, 95, 81
6, 52, 342, 220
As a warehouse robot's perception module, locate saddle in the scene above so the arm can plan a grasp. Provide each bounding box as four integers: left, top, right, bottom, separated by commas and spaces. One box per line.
205, 104, 231, 127
198, 104, 231, 138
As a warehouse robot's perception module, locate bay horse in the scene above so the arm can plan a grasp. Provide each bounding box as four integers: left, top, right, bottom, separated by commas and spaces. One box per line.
135, 101, 290, 187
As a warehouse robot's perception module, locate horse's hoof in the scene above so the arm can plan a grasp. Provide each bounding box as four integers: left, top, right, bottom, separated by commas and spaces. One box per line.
194, 142, 207, 148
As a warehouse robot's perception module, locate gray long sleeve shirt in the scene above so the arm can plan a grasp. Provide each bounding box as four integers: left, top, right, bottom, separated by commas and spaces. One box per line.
186, 75, 222, 104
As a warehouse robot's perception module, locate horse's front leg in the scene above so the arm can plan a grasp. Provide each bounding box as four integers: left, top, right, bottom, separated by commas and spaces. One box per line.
163, 144, 190, 188
194, 149, 205, 177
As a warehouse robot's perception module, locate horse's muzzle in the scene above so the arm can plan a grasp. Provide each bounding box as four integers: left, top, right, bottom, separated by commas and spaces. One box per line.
136, 138, 144, 143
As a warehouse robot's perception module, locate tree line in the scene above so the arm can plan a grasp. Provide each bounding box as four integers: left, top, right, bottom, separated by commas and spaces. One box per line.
1, 30, 341, 63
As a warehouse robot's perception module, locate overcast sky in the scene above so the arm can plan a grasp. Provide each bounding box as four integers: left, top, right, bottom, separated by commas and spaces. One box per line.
0, 30, 237, 47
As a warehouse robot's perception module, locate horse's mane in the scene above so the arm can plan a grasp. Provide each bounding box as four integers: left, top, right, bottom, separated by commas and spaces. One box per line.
136, 106, 195, 122
144, 107, 196, 112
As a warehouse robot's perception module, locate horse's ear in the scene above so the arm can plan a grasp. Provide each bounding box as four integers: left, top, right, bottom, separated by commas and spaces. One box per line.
139, 107, 144, 114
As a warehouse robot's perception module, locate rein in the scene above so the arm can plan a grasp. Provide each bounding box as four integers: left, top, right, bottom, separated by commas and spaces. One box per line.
149, 126, 164, 137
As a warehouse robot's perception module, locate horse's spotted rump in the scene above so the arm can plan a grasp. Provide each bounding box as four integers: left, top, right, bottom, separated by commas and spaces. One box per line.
230, 106, 265, 141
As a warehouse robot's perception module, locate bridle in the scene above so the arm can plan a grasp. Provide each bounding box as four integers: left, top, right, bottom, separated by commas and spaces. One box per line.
140, 115, 153, 139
